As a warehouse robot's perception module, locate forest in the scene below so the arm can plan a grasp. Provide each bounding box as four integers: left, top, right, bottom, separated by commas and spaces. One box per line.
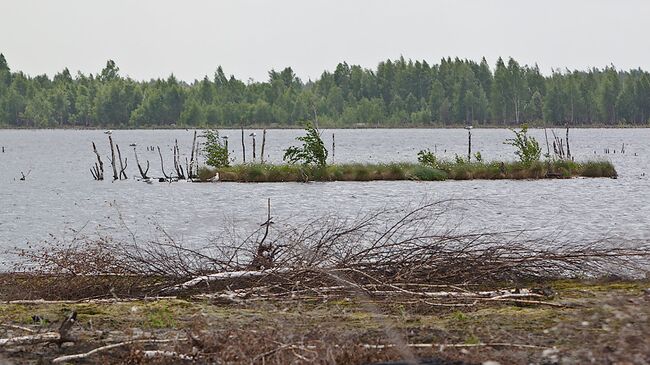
1, 53, 649, 128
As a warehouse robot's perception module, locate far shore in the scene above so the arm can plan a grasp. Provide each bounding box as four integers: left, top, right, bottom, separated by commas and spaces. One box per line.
2, 123, 650, 131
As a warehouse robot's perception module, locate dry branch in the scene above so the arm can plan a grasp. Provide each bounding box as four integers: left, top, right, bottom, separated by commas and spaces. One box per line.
108, 135, 118, 180
0, 311, 76, 347
91, 142, 104, 180
157, 146, 170, 180
51, 338, 181, 363
116, 144, 127, 179
134, 147, 149, 179
363, 342, 548, 350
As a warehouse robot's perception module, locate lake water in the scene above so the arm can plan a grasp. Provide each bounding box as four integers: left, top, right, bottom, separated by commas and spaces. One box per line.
1, 128, 649, 261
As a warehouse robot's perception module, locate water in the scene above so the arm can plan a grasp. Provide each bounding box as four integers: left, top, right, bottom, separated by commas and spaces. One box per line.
1, 128, 649, 258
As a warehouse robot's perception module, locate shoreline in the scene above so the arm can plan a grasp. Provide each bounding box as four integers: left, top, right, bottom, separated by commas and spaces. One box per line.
1, 124, 650, 131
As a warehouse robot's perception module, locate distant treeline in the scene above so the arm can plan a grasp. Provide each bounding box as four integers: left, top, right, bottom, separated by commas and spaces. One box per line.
1, 53, 649, 128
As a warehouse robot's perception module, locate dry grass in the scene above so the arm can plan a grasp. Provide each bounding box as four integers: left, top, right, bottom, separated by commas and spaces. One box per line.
0, 280, 648, 364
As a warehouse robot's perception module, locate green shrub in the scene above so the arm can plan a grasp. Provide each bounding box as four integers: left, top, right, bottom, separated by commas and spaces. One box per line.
202, 130, 230, 168
417, 149, 438, 167
283, 123, 328, 166
411, 166, 447, 181
504, 125, 541, 166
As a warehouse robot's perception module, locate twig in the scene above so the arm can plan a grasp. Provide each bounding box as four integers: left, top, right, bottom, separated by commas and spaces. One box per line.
0, 324, 36, 333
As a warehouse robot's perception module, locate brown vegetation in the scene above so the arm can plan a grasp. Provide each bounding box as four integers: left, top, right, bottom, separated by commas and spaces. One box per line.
1, 201, 648, 364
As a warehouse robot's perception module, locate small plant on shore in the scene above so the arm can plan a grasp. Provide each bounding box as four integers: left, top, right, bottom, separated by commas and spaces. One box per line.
505, 125, 541, 166
202, 130, 230, 168
474, 151, 483, 162
417, 149, 438, 167
454, 154, 467, 164
283, 123, 328, 166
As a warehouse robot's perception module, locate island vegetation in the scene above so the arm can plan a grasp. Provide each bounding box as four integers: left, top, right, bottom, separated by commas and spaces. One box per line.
1, 53, 650, 129
196, 125, 617, 182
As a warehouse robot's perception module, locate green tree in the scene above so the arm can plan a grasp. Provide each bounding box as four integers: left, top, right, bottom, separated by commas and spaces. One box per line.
504, 125, 541, 165
202, 130, 230, 167
283, 123, 328, 166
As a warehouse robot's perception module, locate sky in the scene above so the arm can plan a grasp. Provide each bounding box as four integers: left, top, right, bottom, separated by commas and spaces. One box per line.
1, 0, 649, 82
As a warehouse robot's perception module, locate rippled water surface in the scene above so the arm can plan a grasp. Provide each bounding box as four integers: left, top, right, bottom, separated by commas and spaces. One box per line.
1, 128, 649, 257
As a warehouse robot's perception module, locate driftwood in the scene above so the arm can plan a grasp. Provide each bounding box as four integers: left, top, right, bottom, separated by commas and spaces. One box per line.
134, 147, 149, 179
91, 142, 104, 180
0, 311, 76, 347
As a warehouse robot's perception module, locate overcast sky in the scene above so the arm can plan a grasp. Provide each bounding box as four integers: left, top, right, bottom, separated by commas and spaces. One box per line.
1, 0, 648, 82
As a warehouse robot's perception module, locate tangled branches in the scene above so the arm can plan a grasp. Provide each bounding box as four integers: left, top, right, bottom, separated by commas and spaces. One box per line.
5, 199, 650, 300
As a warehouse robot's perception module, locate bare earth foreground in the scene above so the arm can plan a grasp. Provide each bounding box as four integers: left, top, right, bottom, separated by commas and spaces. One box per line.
0, 279, 648, 365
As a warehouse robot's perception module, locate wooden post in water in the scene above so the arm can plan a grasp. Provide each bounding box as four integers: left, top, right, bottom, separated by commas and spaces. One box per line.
465, 126, 473, 161
251, 133, 257, 161
565, 127, 571, 158
108, 135, 118, 181
332, 133, 335, 163
260, 129, 267, 164
241, 126, 246, 163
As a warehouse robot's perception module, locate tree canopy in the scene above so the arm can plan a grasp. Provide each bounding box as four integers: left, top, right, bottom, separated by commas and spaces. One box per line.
1, 54, 649, 128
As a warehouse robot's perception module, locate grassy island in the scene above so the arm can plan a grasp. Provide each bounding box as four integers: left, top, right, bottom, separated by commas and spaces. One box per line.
197, 160, 617, 183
